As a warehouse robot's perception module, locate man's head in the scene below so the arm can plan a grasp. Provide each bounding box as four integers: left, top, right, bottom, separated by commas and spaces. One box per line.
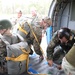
42, 17, 52, 26
58, 28, 71, 44
0, 19, 12, 34
30, 7, 37, 17
16, 9, 22, 18
40, 17, 52, 29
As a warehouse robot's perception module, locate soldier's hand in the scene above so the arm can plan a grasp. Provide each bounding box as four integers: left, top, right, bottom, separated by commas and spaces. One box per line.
47, 60, 53, 66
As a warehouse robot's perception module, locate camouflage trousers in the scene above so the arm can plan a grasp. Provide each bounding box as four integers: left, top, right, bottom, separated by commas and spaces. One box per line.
62, 57, 75, 75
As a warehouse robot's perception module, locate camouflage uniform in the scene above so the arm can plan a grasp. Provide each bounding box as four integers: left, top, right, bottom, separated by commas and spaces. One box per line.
31, 14, 41, 26
0, 19, 20, 74
27, 25, 43, 56
17, 21, 43, 57
46, 29, 75, 64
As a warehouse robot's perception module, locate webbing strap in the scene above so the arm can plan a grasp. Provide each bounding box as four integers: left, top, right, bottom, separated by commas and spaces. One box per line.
27, 23, 44, 56
5, 47, 30, 72
5, 53, 28, 61
20, 47, 30, 73
18, 22, 44, 56
18, 25, 28, 35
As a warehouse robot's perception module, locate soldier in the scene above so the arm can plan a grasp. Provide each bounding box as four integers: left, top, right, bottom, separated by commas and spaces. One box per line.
42, 17, 53, 44
46, 27, 75, 69
30, 7, 41, 26
0, 19, 31, 75
0, 19, 19, 74
17, 20, 44, 62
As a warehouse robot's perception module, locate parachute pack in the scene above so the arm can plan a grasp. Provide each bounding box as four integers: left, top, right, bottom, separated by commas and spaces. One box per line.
0, 34, 30, 75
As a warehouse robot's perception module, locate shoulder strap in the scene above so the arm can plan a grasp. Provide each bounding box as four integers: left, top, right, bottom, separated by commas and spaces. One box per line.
27, 22, 45, 56
0, 34, 10, 45
16, 33, 25, 42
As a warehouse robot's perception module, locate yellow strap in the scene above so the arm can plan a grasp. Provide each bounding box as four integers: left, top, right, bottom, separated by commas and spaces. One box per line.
18, 22, 44, 56
5, 53, 28, 61
20, 47, 30, 54
5, 47, 30, 61
27, 23, 44, 55
5, 47, 30, 73
18, 25, 28, 35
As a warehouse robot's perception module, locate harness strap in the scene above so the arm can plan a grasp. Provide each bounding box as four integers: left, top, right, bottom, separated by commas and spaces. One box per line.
5, 53, 28, 61
5, 47, 30, 72
18, 22, 44, 56
18, 25, 28, 35
27, 22, 44, 56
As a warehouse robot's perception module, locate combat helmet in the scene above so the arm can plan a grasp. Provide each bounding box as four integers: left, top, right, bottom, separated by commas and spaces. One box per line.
0, 19, 12, 30
58, 28, 71, 40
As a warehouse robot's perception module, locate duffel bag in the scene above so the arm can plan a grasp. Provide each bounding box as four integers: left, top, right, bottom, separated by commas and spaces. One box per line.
5, 42, 30, 75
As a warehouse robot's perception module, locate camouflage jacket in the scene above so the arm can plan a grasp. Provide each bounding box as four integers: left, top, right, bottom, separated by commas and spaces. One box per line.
17, 21, 43, 56
0, 33, 20, 57
26, 25, 43, 56
31, 15, 40, 26
46, 30, 75, 60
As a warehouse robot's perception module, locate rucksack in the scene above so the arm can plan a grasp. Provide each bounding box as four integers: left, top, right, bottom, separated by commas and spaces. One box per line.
0, 34, 30, 75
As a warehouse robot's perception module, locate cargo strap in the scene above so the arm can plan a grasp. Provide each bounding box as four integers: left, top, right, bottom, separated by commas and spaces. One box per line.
5, 47, 30, 72
18, 25, 28, 35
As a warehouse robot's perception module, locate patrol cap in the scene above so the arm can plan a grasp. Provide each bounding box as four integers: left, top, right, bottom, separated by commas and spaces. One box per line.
42, 17, 52, 26
58, 28, 71, 40
0, 19, 12, 30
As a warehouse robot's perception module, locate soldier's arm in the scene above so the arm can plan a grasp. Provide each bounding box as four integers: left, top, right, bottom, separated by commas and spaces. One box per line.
46, 31, 59, 60
33, 36, 42, 56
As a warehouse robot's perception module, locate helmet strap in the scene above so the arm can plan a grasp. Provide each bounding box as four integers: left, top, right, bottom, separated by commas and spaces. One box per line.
2, 29, 8, 35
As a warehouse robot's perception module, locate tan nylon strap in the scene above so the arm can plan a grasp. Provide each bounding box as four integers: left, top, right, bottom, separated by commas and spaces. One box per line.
5, 47, 30, 72
27, 22, 44, 55
18, 22, 44, 55
18, 25, 28, 35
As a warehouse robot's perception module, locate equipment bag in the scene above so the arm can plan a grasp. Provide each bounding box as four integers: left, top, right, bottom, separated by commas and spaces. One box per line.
6, 42, 30, 75
0, 34, 30, 75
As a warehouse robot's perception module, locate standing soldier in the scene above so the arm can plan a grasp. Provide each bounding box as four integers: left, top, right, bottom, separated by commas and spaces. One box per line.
30, 7, 41, 26
42, 17, 53, 44
17, 20, 44, 62
12, 9, 26, 33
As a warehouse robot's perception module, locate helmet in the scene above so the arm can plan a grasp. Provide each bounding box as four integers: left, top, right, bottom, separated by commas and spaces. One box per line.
58, 28, 71, 40
0, 19, 12, 30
